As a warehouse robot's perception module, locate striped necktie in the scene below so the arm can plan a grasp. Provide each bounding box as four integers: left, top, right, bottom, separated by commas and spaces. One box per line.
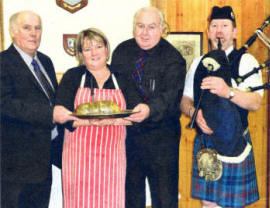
133, 50, 148, 101
31, 59, 55, 104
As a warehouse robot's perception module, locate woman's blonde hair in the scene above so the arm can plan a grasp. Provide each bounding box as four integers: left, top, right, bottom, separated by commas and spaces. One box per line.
75, 28, 110, 66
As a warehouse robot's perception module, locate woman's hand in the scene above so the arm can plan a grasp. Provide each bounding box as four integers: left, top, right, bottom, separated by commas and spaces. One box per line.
113, 118, 132, 126
73, 118, 132, 127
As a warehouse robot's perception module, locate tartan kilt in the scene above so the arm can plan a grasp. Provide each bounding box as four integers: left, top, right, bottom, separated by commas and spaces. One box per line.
191, 132, 259, 208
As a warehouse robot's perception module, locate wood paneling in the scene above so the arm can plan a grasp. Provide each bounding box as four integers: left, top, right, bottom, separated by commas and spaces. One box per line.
151, 1, 269, 207
266, 0, 270, 206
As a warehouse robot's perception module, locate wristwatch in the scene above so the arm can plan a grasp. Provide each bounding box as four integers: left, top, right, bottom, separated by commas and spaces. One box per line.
228, 87, 235, 100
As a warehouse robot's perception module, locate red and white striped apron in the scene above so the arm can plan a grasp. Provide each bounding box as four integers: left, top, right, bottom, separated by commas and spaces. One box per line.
62, 73, 126, 208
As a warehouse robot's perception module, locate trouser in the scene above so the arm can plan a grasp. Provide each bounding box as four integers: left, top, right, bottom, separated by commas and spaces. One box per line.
125, 127, 180, 208
1, 168, 52, 208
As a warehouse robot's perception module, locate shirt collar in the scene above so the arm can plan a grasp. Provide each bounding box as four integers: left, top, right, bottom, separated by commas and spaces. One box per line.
13, 43, 37, 67
225, 45, 234, 56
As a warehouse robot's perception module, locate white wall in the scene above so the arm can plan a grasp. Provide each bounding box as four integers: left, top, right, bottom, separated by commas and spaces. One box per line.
3, 0, 150, 72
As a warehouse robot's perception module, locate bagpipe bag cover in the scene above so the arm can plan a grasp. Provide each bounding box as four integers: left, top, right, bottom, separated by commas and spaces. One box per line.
193, 49, 247, 156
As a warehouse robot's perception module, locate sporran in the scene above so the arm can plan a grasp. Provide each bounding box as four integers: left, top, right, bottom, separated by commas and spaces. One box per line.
196, 148, 223, 181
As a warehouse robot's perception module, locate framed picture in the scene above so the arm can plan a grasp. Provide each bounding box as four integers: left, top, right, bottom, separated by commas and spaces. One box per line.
166, 32, 203, 71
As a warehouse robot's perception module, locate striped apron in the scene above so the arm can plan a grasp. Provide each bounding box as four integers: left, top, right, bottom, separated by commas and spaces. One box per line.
62, 73, 126, 208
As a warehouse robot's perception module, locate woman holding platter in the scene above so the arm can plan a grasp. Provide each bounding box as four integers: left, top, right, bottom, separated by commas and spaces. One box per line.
53, 28, 147, 208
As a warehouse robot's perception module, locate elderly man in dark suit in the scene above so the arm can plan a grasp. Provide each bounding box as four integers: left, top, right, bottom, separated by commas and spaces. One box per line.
0, 10, 62, 208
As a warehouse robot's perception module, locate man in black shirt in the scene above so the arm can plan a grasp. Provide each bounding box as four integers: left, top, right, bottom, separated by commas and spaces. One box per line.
111, 6, 186, 208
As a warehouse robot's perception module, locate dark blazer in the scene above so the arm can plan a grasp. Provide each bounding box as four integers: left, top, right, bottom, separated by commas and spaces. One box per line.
0, 44, 61, 183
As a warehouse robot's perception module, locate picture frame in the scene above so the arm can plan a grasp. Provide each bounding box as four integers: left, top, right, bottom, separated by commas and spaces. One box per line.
166, 32, 203, 71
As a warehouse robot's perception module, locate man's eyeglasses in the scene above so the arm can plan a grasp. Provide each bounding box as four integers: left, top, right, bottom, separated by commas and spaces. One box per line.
135, 23, 161, 33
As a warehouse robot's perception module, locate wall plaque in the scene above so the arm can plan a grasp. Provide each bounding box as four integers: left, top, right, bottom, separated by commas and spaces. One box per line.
63, 34, 77, 56
56, 0, 88, 13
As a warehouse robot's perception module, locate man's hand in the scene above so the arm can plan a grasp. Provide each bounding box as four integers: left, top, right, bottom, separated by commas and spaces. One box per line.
195, 109, 213, 134
125, 103, 150, 123
53, 105, 78, 124
201, 76, 230, 98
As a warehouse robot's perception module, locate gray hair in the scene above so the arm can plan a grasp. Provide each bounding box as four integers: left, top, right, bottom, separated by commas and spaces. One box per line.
9, 10, 41, 33
133, 6, 169, 35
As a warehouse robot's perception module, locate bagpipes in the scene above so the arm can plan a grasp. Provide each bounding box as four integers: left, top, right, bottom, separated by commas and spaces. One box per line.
190, 15, 270, 131
189, 16, 270, 181
232, 16, 270, 91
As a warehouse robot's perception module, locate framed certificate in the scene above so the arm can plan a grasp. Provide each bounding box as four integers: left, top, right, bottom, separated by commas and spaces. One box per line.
166, 32, 203, 71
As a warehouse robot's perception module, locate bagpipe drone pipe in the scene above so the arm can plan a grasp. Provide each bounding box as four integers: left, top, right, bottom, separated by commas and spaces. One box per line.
189, 16, 270, 157
231, 15, 270, 92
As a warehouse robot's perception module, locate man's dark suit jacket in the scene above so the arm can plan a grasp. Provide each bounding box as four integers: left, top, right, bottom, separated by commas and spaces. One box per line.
0, 44, 62, 183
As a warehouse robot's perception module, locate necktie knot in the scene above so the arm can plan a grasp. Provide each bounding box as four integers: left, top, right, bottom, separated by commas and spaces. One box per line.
31, 59, 39, 71
137, 50, 147, 66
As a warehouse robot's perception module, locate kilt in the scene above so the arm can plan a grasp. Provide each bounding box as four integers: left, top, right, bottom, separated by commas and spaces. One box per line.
191, 131, 259, 208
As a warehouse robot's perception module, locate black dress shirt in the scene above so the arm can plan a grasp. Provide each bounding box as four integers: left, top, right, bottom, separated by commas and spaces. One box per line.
111, 38, 186, 135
